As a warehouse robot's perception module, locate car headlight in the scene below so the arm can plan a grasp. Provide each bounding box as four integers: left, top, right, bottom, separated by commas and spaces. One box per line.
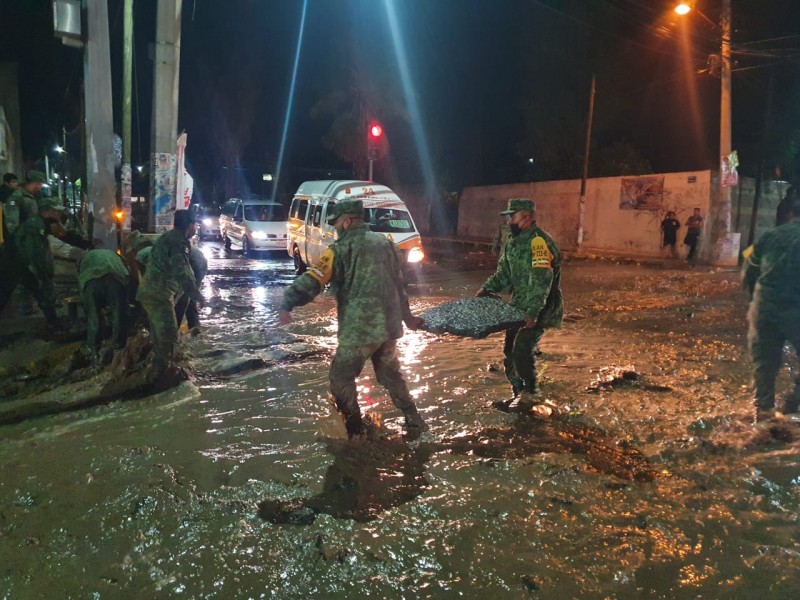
250, 230, 267, 240
407, 247, 425, 264
202, 218, 213, 226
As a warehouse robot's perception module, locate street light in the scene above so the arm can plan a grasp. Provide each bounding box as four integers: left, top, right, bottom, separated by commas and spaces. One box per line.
674, 3, 691, 16
675, 0, 735, 264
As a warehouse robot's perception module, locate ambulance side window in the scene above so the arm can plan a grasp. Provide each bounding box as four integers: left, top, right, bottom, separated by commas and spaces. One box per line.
312, 204, 323, 227
298, 200, 308, 222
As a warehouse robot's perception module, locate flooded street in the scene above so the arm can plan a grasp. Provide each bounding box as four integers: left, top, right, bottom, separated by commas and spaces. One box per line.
1, 246, 799, 599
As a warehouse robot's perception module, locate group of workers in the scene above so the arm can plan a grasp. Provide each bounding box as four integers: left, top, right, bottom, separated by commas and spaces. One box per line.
1, 172, 205, 379
3, 168, 798, 430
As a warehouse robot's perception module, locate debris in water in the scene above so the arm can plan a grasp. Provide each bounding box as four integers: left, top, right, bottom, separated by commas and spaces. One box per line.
587, 365, 672, 393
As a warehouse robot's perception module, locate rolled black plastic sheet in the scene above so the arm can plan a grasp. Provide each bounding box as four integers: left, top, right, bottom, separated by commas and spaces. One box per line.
419, 296, 526, 338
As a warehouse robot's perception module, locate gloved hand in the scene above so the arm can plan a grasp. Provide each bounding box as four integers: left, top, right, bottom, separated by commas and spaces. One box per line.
404, 315, 424, 331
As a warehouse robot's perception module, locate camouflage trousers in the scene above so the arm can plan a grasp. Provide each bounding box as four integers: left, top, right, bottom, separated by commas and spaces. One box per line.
139, 294, 179, 371
748, 311, 800, 411
503, 324, 545, 395
329, 340, 417, 437
0, 248, 57, 324
81, 275, 130, 354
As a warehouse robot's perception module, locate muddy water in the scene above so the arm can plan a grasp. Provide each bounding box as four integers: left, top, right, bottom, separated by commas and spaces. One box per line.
1, 247, 799, 599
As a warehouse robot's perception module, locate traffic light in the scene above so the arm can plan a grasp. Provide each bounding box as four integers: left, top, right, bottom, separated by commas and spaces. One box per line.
367, 121, 383, 160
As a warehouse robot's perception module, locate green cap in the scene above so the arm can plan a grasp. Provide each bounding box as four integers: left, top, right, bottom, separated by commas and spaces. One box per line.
499, 198, 535, 215
326, 199, 364, 224
39, 196, 66, 211
26, 170, 47, 184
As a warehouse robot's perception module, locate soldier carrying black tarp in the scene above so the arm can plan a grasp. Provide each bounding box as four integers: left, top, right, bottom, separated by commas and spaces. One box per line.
477, 198, 563, 416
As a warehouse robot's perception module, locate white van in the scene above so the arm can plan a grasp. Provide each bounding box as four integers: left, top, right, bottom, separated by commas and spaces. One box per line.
220, 198, 287, 257
286, 180, 425, 274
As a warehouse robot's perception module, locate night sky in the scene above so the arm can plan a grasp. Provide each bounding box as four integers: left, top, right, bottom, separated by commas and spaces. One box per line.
2, 0, 799, 202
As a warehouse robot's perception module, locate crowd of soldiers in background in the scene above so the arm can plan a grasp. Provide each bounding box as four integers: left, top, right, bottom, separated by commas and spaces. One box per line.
0, 171, 205, 382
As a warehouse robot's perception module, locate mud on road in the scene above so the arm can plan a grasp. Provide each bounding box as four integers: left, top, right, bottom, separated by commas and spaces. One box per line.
1, 250, 799, 599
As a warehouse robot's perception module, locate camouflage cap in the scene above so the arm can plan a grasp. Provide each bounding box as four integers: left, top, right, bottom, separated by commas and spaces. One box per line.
499, 197, 536, 215
39, 196, 66, 211
326, 199, 364, 224
25, 170, 47, 184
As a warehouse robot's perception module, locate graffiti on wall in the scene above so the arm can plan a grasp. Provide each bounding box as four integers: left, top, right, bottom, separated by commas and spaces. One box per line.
619, 176, 665, 211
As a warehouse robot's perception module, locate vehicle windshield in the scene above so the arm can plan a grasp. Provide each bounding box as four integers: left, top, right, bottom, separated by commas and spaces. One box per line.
365, 207, 415, 233
244, 205, 285, 222
200, 206, 220, 217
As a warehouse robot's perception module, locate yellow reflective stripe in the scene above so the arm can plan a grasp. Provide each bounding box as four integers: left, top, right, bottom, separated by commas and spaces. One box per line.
531, 236, 552, 268
307, 247, 335, 285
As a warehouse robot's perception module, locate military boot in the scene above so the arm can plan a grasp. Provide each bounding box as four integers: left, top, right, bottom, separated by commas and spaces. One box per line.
776, 389, 800, 415
403, 407, 428, 433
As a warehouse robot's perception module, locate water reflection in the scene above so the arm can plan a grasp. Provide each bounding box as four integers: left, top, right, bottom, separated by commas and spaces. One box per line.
258, 415, 655, 525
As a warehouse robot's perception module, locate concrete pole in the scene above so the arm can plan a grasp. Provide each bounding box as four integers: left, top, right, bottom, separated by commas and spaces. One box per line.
577, 74, 596, 250
149, 0, 182, 232
120, 0, 133, 232
719, 0, 732, 231
83, 0, 117, 249
707, 0, 734, 263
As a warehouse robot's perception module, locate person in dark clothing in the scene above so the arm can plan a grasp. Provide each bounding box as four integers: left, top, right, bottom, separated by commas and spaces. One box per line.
660, 211, 680, 258
0, 173, 19, 204
775, 186, 797, 227
684, 208, 703, 261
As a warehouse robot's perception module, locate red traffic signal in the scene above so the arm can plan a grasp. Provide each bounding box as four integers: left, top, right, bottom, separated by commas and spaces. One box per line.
369, 123, 383, 139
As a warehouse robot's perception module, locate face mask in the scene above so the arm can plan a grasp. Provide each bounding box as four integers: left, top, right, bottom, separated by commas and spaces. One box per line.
508, 223, 522, 237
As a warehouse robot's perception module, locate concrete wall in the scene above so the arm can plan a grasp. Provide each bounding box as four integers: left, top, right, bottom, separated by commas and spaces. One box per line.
0, 62, 23, 177
458, 180, 582, 249
458, 171, 713, 254
457, 171, 792, 257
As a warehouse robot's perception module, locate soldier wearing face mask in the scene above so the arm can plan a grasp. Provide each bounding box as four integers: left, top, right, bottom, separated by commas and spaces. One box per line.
477, 198, 563, 416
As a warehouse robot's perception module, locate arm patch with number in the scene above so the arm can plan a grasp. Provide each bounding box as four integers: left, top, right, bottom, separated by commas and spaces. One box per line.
308, 248, 335, 285
530, 236, 553, 268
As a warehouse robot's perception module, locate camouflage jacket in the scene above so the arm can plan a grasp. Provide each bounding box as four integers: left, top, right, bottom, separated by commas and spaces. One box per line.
136, 228, 199, 303
743, 218, 800, 321
281, 223, 413, 346
14, 215, 53, 281
78, 249, 130, 294
481, 224, 563, 328
3, 188, 39, 235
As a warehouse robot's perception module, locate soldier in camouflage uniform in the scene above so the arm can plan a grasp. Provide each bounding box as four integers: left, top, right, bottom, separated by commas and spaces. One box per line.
0, 196, 91, 327
3, 170, 46, 238
78, 249, 131, 359
136, 210, 203, 376
279, 199, 426, 439
743, 193, 800, 422
478, 198, 563, 415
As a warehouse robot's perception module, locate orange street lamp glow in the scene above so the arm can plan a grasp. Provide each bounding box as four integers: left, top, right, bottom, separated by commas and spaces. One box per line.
675, 3, 691, 15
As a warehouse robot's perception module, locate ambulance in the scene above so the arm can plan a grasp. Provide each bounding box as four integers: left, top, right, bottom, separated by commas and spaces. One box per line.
286, 180, 425, 275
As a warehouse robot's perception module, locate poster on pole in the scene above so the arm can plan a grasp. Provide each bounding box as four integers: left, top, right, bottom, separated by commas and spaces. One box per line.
120, 164, 132, 231
619, 176, 665, 210
721, 150, 739, 187
152, 152, 176, 232
176, 133, 187, 210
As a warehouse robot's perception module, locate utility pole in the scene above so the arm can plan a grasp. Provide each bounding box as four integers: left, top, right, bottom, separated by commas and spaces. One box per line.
706, 0, 736, 264
120, 0, 133, 233
576, 74, 596, 250
83, 0, 117, 249
149, 0, 182, 232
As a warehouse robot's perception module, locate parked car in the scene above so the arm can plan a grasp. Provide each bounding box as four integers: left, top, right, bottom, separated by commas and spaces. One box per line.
197, 205, 221, 240
220, 197, 287, 257
286, 180, 425, 275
